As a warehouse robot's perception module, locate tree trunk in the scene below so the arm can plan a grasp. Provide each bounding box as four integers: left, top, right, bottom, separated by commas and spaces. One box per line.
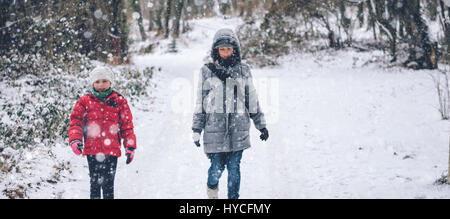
440, 0, 450, 61
109, 0, 129, 63
219, 0, 231, 15
172, 0, 184, 38
16, 0, 29, 54
155, 0, 164, 35
129, 0, 147, 41
205, 0, 215, 17
246, 0, 254, 19
0, 1, 11, 52
109, 0, 123, 64
148, 6, 154, 32
371, 0, 398, 62
366, 0, 378, 40
314, 12, 338, 49
339, 0, 352, 45
238, 0, 246, 17
118, 0, 129, 62
164, 0, 173, 38
231, 0, 238, 15
403, 0, 438, 69
357, 1, 365, 28
427, 0, 439, 21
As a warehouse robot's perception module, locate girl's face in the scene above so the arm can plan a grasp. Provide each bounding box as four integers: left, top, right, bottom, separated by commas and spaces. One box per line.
218, 47, 233, 60
93, 79, 111, 92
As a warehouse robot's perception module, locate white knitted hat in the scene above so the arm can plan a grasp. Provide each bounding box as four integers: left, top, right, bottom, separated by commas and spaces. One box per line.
89, 66, 114, 85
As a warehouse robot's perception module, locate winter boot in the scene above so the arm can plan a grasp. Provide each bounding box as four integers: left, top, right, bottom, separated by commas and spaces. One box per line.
207, 186, 218, 199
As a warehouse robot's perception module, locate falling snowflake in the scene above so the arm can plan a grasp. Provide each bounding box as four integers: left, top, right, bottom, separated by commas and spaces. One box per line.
97, 176, 104, 184
132, 12, 141, 20
83, 31, 92, 39
104, 138, 111, 146
109, 124, 120, 134
87, 123, 101, 138
94, 9, 103, 19
96, 153, 106, 162
5, 21, 14, 28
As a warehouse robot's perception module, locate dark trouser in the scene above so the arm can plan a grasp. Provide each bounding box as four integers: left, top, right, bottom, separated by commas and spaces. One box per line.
207, 150, 243, 199
86, 155, 118, 199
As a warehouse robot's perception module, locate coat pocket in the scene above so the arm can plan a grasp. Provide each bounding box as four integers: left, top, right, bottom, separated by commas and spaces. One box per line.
203, 132, 226, 144
205, 113, 226, 133
231, 130, 250, 143
235, 113, 250, 131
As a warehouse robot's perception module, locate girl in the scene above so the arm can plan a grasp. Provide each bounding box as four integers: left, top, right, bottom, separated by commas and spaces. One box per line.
68, 66, 137, 199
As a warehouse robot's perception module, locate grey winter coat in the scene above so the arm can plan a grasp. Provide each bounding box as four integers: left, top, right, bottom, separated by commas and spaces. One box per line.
192, 28, 266, 154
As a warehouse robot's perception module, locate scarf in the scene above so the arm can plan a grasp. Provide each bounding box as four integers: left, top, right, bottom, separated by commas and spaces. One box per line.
92, 87, 113, 100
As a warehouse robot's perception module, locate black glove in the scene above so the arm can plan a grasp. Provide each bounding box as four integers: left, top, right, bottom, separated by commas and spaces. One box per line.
125, 147, 135, 165
193, 129, 202, 147
77, 142, 84, 153
259, 128, 269, 141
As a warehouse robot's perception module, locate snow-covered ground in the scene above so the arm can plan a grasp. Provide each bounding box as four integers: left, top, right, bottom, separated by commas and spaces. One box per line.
5, 17, 450, 199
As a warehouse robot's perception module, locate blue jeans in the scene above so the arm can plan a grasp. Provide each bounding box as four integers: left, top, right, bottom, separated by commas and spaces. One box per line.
206, 150, 243, 199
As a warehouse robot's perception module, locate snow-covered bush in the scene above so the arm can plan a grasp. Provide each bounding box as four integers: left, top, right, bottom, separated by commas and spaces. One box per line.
237, 17, 300, 67
114, 65, 155, 103
434, 173, 450, 185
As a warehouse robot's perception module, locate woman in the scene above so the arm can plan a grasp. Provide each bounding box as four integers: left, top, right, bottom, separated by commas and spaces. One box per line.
192, 28, 269, 199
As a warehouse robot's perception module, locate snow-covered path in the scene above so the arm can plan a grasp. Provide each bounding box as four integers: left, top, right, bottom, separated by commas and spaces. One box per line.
56, 17, 450, 199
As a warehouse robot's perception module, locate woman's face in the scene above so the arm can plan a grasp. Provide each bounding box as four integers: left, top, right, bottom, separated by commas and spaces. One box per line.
218, 47, 233, 60
93, 79, 111, 92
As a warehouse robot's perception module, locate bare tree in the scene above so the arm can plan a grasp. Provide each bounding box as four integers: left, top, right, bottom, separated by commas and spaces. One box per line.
164, 0, 173, 38
129, 0, 147, 41
439, 0, 450, 62
155, 0, 165, 35
402, 0, 438, 69
367, 0, 399, 62
173, 0, 184, 38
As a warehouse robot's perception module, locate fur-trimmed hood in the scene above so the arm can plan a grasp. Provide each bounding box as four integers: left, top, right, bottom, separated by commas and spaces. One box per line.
210, 28, 242, 64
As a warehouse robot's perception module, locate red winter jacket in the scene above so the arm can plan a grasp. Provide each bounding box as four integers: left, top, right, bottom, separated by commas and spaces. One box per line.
68, 90, 137, 157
